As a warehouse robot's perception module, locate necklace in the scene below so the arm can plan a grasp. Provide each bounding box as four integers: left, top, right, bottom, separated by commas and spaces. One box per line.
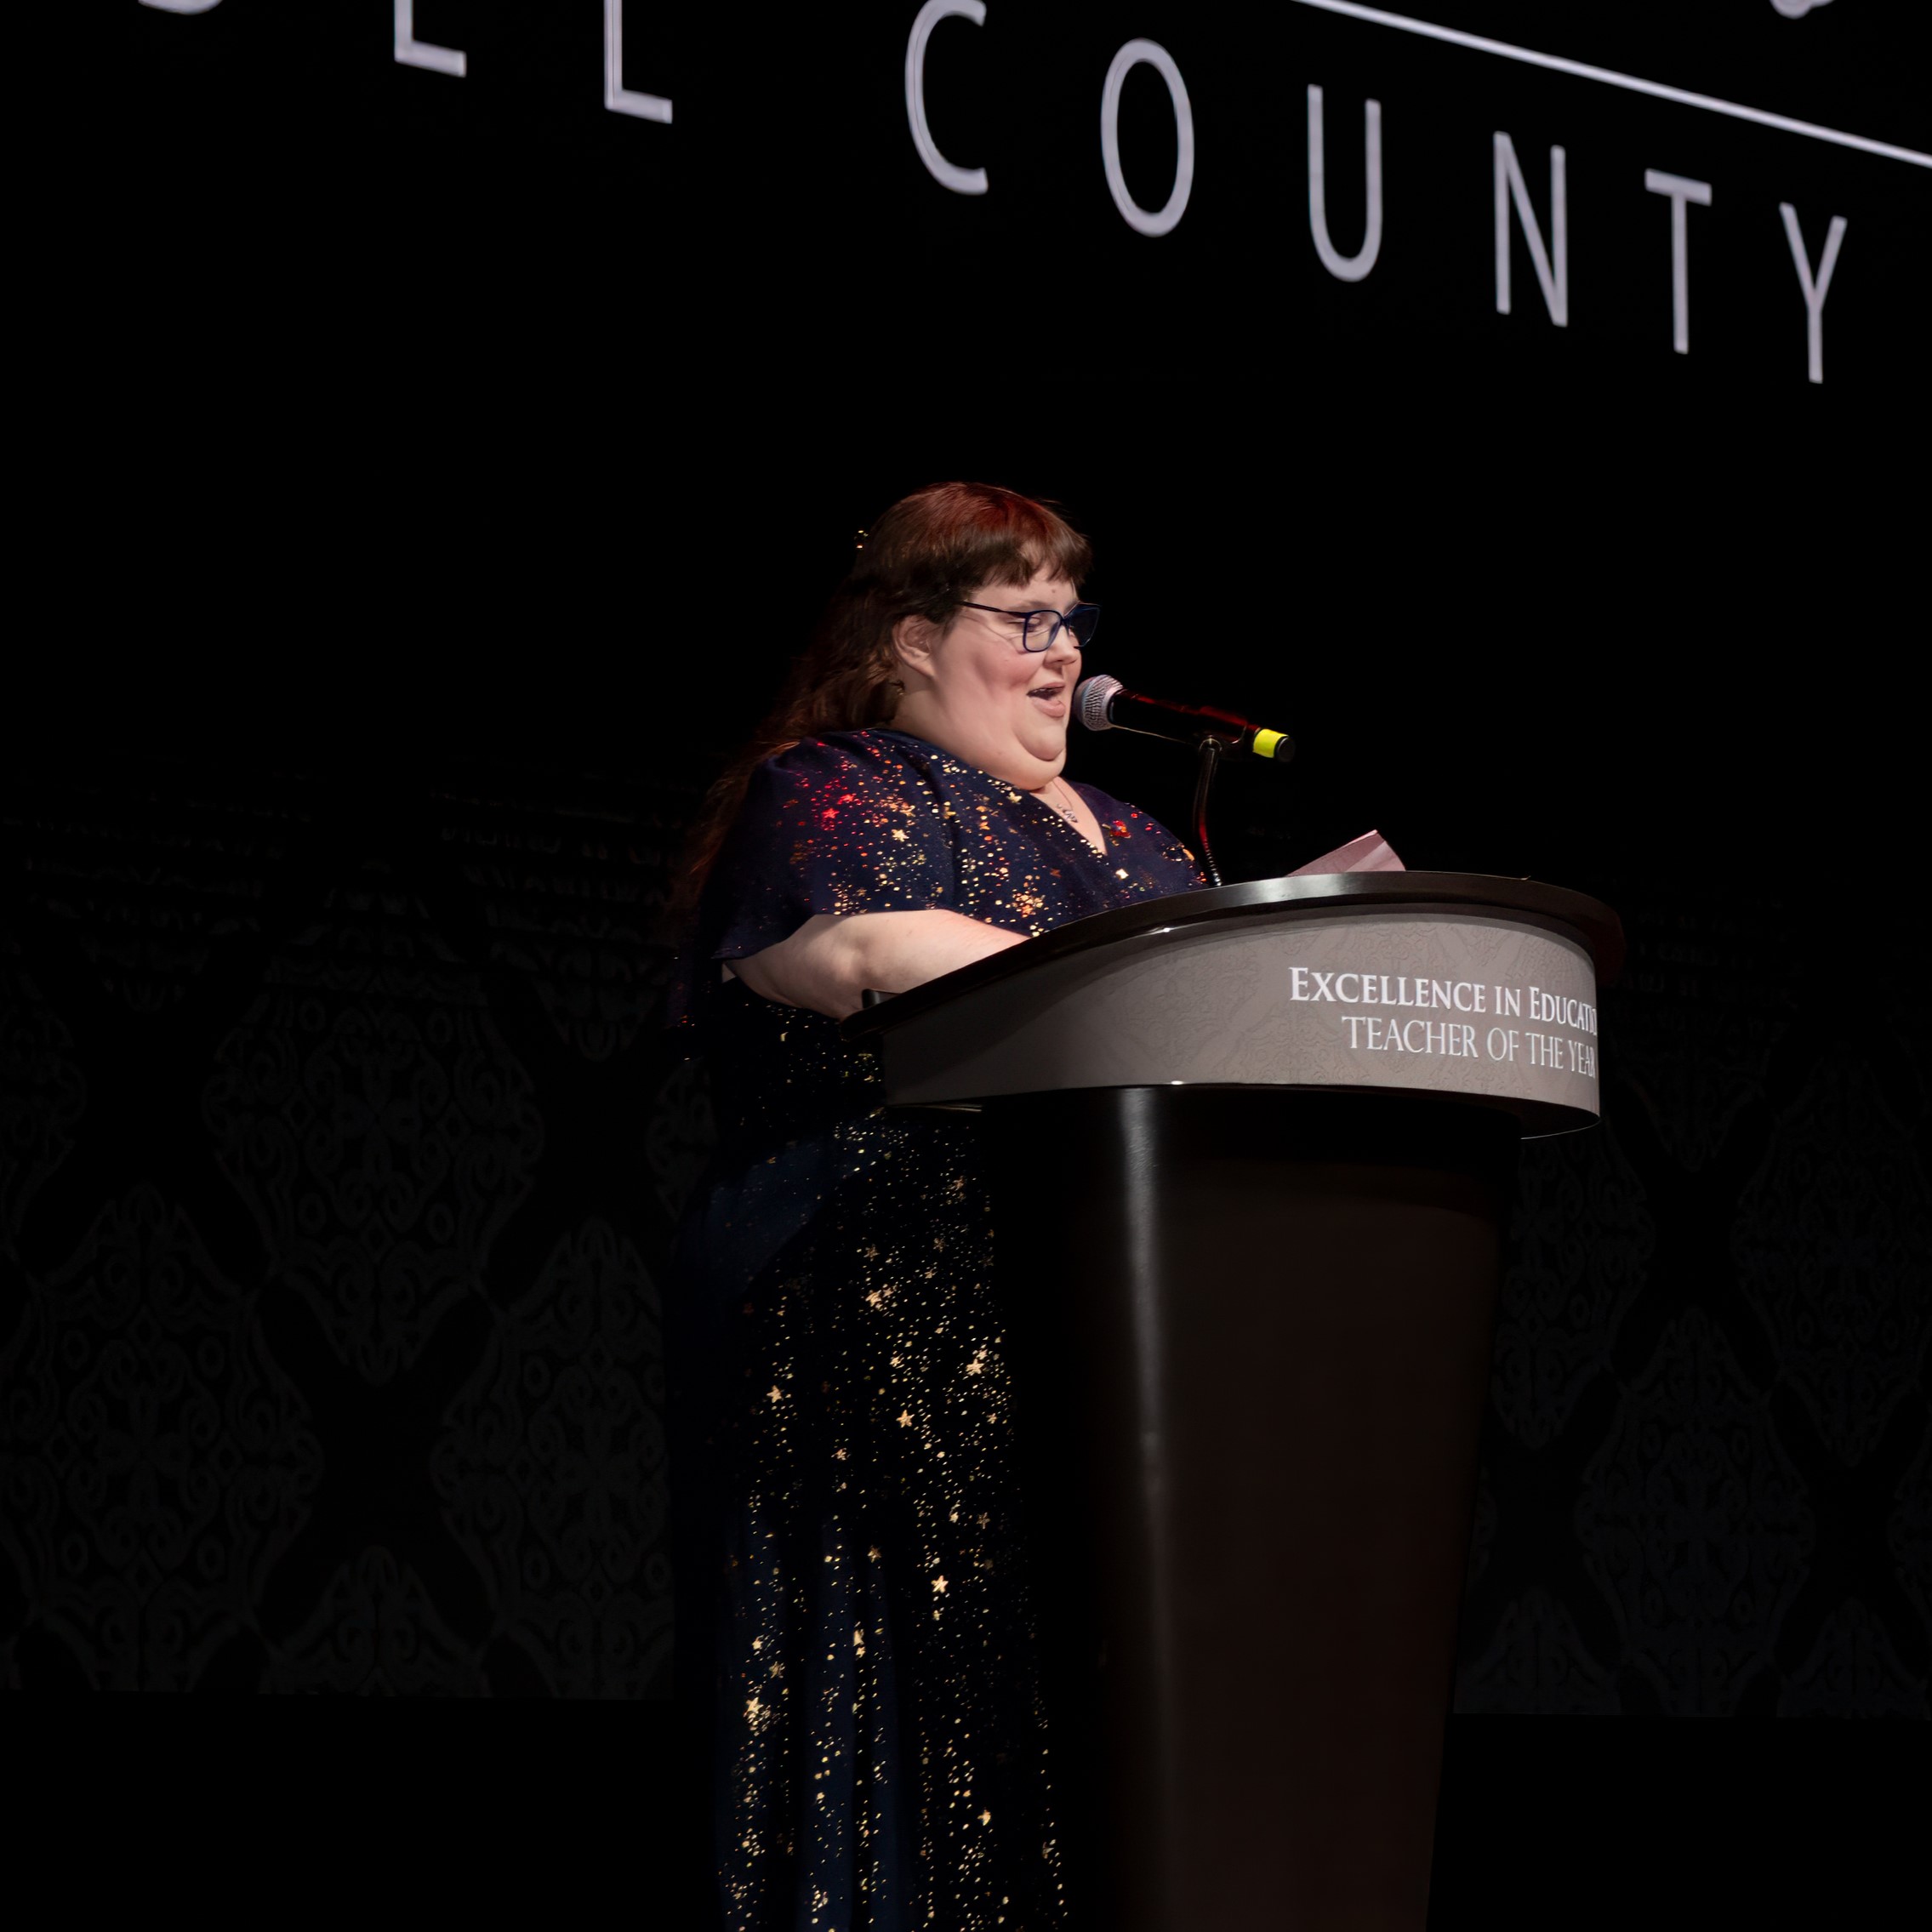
1041, 778, 1080, 825
1034, 777, 1111, 858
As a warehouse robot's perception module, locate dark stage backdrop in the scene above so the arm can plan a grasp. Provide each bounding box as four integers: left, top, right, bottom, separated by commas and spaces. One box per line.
9, 0, 1931, 1912
7, 720, 1930, 1713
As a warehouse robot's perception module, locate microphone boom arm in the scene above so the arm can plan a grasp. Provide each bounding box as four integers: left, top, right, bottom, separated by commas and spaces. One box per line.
1190, 735, 1224, 888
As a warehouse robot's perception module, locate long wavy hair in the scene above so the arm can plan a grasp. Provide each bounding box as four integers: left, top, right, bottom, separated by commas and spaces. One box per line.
670, 481, 1093, 926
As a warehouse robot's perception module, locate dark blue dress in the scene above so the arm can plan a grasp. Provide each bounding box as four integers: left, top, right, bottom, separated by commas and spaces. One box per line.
670, 727, 1203, 1932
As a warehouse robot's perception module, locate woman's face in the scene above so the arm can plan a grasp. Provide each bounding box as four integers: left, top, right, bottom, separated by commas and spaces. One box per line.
891, 567, 1084, 789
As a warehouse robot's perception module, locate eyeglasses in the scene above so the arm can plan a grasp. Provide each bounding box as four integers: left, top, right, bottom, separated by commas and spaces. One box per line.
958, 600, 1103, 654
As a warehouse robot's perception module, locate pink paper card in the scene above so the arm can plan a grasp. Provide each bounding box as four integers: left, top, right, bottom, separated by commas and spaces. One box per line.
1289, 830, 1405, 876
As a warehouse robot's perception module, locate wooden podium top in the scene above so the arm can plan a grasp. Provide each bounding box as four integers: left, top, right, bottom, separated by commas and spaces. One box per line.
843, 873, 1623, 1134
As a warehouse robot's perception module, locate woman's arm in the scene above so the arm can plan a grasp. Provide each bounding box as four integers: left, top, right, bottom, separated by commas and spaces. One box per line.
729, 910, 1027, 1022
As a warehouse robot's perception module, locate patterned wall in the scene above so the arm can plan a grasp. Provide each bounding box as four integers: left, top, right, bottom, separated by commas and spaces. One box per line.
1456, 886, 1930, 1717
3, 756, 1927, 1710
0, 755, 711, 1695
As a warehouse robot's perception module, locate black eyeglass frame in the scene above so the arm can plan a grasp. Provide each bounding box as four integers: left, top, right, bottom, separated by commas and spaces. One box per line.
956, 600, 1103, 654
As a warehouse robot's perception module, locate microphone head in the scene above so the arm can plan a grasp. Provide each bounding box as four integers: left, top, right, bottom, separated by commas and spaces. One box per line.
1074, 673, 1123, 733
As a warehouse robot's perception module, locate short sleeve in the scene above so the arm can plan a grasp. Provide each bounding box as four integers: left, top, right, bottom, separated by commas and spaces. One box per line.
703, 736, 958, 965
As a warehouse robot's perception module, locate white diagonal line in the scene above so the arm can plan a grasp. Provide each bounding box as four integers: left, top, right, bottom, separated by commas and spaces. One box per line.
1291, 0, 1931, 170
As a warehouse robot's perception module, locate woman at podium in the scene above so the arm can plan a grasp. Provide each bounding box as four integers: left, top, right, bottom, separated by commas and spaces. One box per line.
669, 482, 1202, 1929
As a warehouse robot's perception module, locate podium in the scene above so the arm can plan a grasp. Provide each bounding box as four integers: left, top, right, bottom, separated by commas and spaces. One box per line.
845, 873, 1622, 1931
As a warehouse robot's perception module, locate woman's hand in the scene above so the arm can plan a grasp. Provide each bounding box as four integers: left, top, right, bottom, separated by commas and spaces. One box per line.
729, 910, 1027, 1021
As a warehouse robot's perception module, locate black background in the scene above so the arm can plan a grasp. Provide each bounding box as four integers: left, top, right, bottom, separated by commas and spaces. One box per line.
9, 2, 1930, 1921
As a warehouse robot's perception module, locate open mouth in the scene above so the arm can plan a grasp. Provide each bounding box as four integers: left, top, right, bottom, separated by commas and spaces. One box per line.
1027, 682, 1068, 713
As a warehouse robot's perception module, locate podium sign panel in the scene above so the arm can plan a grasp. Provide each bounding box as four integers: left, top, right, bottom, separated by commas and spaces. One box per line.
881, 904, 1602, 1128
847, 875, 1621, 1930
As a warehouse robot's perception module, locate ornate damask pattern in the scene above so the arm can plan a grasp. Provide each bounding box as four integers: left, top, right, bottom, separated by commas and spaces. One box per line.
203, 949, 544, 1383
1577, 1310, 1814, 1714
5, 760, 1922, 1722
0, 962, 86, 1246
1490, 1120, 1655, 1449
1775, 1599, 1928, 1718
0, 1187, 322, 1690
1892, 1420, 1932, 1643
1731, 1052, 1932, 1466
1605, 892, 1797, 1172
262, 1546, 489, 1695
647, 1057, 717, 1224
437, 777, 684, 1062
1, 778, 288, 1012
1463, 1462, 1497, 1594
493, 915, 670, 1064
433, 1218, 671, 1697
1456, 1587, 1621, 1715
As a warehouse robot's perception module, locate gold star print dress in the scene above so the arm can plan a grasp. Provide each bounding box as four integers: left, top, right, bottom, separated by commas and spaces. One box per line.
668, 727, 1203, 1931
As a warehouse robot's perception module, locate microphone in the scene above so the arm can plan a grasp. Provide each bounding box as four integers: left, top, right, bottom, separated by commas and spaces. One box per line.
1074, 674, 1294, 762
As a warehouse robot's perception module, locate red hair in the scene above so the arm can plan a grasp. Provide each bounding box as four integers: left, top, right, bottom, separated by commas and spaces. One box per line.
670, 482, 1092, 924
